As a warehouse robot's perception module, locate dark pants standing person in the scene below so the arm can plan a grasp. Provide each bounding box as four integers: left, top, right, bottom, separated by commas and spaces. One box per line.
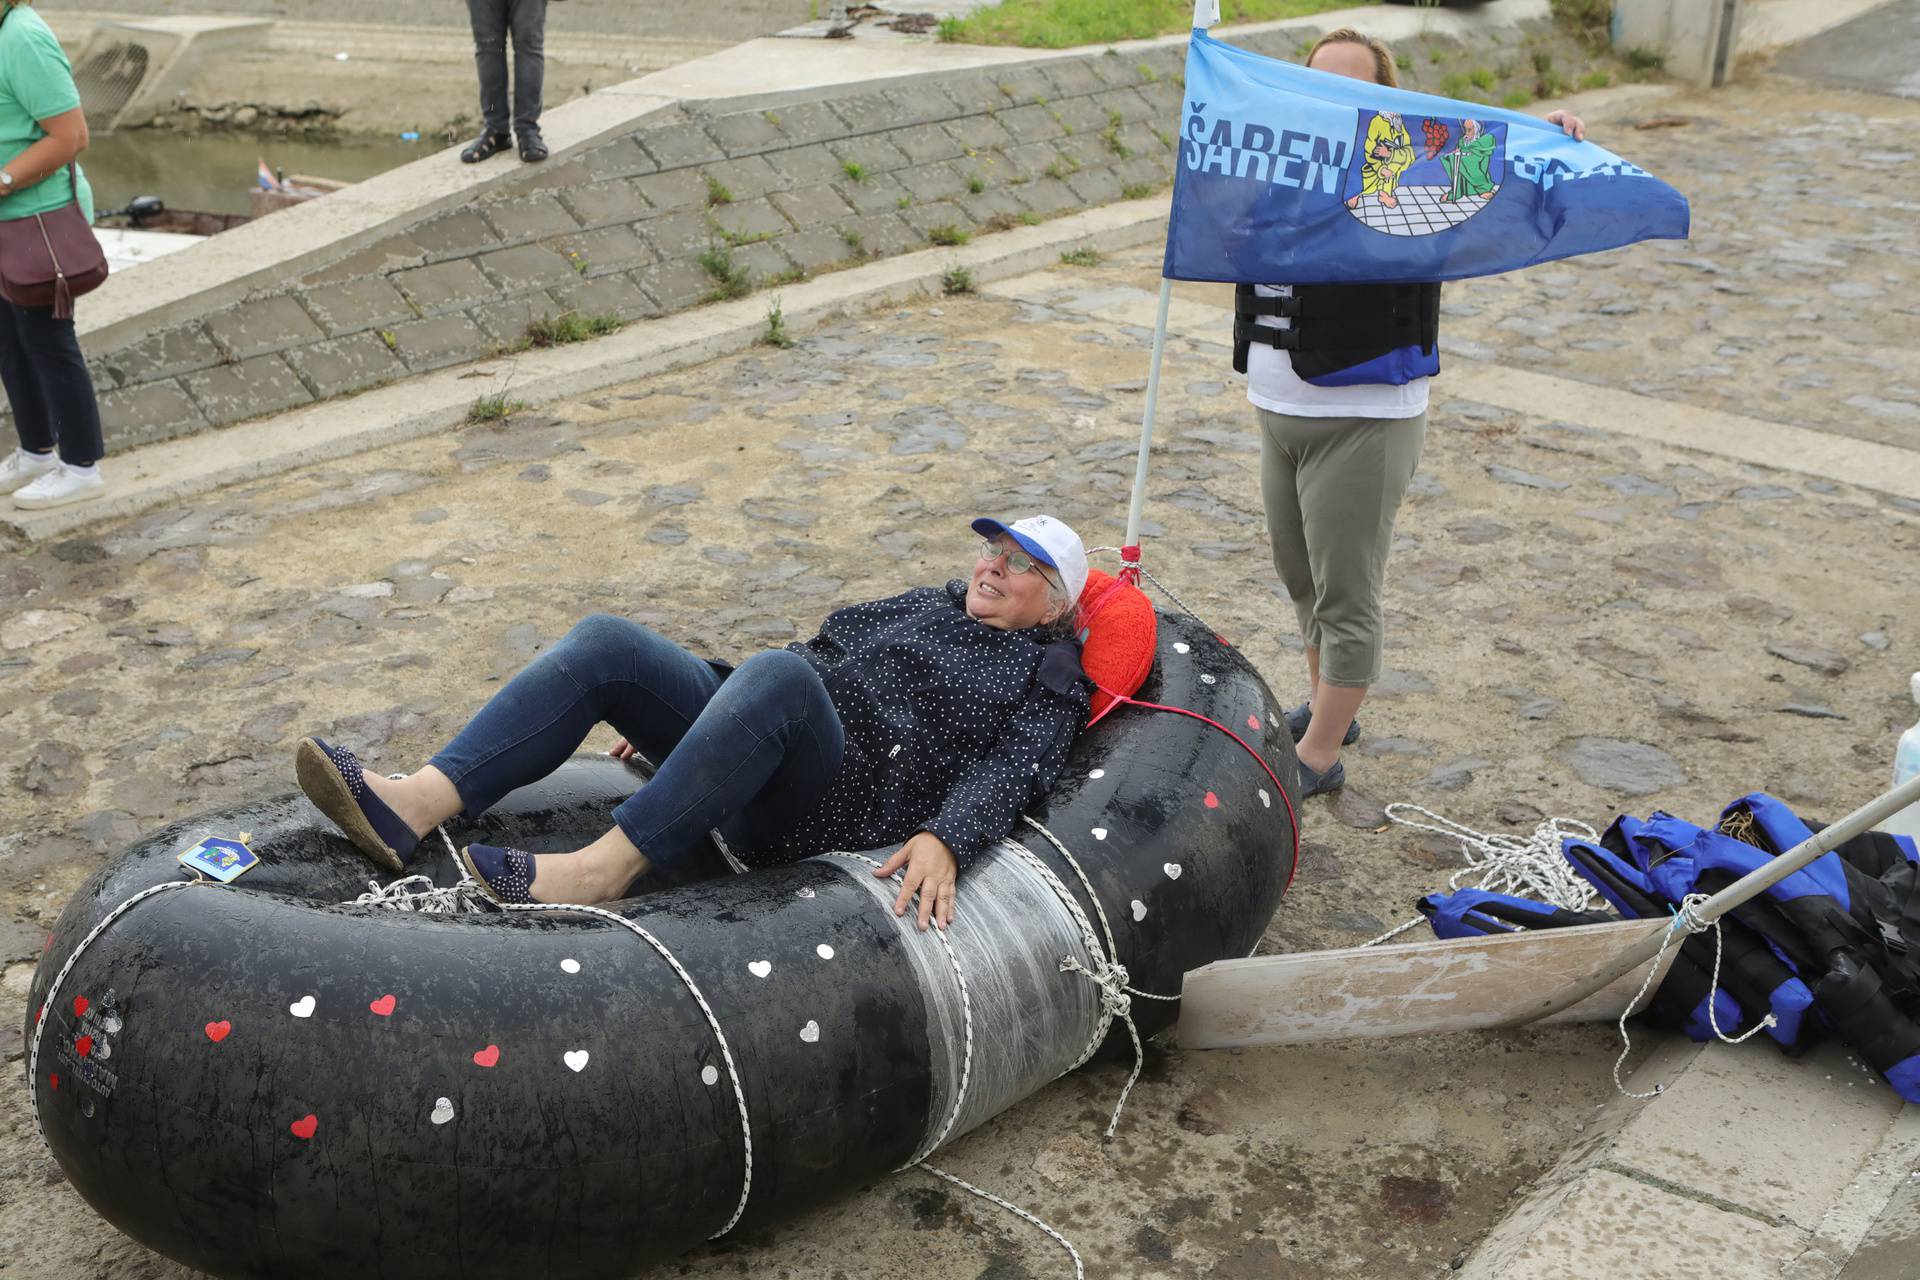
0, 0, 106, 510
461, 0, 548, 164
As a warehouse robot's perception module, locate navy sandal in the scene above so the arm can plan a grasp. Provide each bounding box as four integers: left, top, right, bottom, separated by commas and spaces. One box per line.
458, 843, 537, 904
460, 132, 511, 164
517, 131, 548, 163
1284, 701, 1360, 746
294, 737, 421, 872
1295, 756, 1346, 799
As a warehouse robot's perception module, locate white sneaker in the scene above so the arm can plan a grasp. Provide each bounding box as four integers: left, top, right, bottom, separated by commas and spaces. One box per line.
12, 463, 106, 510
0, 448, 57, 495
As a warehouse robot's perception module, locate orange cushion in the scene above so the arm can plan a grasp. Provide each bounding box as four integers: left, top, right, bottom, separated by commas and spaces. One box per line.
1075, 567, 1157, 724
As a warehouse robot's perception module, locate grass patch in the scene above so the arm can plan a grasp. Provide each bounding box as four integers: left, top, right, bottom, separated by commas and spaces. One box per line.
467, 392, 526, 424
524, 311, 622, 348
1043, 155, 1079, 181
1120, 181, 1157, 200
763, 110, 781, 127
1551, 0, 1614, 50
942, 265, 975, 295
940, 0, 1361, 48
1579, 67, 1613, 90
936, 14, 964, 41
1502, 88, 1534, 109
1468, 67, 1496, 91
762, 297, 796, 349
842, 159, 868, 183
1440, 71, 1472, 98
927, 225, 970, 246
1059, 246, 1101, 267
842, 228, 865, 257
965, 173, 987, 194
1019, 210, 1040, 226
705, 174, 733, 207
1623, 45, 1665, 74
376, 329, 398, 352
697, 241, 753, 301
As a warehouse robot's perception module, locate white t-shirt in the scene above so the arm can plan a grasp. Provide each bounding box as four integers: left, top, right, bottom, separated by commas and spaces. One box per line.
1243, 283, 1430, 419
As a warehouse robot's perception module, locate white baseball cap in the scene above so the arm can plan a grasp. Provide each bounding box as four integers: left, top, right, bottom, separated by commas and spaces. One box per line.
971, 514, 1088, 607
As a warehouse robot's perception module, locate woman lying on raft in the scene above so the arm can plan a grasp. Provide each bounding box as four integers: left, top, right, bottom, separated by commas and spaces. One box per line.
295, 515, 1092, 930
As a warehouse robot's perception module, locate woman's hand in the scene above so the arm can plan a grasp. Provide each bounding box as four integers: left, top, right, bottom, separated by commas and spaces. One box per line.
607, 737, 638, 762
876, 831, 958, 931
1544, 109, 1587, 142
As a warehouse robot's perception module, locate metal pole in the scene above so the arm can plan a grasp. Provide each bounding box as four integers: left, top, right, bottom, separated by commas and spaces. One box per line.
1502, 772, 1920, 1028
1121, 277, 1174, 567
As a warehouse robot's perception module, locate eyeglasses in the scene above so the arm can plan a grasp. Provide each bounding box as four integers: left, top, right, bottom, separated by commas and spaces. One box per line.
977, 538, 1060, 588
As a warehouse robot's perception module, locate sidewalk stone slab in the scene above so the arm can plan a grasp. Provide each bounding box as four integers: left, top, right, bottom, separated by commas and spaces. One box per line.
636, 258, 713, 312
393, 259, 495, 315
703, 155, 784, 203
1046, 59, 1106, 97
634, 120, 726, 169
1057, 133, 1116, 170
837, 213, 918, 260
205, 296, 326, 361
767, 143, 850, 191
889, 122, 967, 164
770, 184, 854, 228
629, 167, 710, 214
468, 293, 561, 345
881, 84, 963, 128
476, 244, 581, 293
553, 225, 657, 276
1014, 177, 1083, 217
1000, 141, 1068, 182
559, 179, 648, 228
898, 162, 969, 203
97, 380, 207, 448
647, 208, 720, 260
388, 315, 489, 372
1065, 167, 1127, 207
111, 323, 224, 382
185, 355, 314, 426
730, 241, 796, 287
583, 137, 656, 181
410, 211, 500, 261
945, 113, 1017, 154
1093, 86, 1158, 123
299, 233, 426, 287
704, 108, 785, 155
955, 188, 1027, 226
829, 134, 914, 175
710, 198, 791, 243
480, 193, 581, 242
777, 227, 855, 275
899, 201, 974, 239
1052, 96, 1112, 135
551, 273, 660, 321
836, 171, 912, 215
993, 103, 1065, 143
300, 277, 418, 338
993, 66, 1054, 106
285, 334, 408, 399
766, 100, 849, 148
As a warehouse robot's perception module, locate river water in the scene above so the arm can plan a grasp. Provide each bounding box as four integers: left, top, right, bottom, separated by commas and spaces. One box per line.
80, 130, 428, 217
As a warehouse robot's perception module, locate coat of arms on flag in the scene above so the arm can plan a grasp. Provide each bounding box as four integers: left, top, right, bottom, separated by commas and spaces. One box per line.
1343, 112, 1505, 237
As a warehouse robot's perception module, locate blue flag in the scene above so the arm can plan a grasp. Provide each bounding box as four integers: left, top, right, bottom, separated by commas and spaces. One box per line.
1164, 29, 1689, 284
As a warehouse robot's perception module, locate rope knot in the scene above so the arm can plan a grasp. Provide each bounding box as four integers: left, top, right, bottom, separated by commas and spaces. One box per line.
352, 874, 491, 915
1673, 894, 1714, 935
1059, 955, 1133, 1018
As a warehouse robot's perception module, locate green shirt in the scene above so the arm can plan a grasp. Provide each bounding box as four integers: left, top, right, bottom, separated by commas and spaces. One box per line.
0, 6, 92, 222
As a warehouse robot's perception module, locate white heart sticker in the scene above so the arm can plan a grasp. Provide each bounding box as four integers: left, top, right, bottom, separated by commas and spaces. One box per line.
1174, 642, 1190, 654
816, 944, 835, 960
799, 1020, 820, 1043
748, 960, 772, 978
430, 1097, 455, 1125
1088, 768, 1105, 779
1131, 899, 1148, 921
560, 958, 581, 974
1259, 789, 1271, 809
1164, 863, 1183, 880
1200, 673, 1217, 685
701, 1064, 719, 1086
796, 887, 816, 899
564, 1049, 590, 1072
289, 995, 315, 1019
1091, 827, 1108, 841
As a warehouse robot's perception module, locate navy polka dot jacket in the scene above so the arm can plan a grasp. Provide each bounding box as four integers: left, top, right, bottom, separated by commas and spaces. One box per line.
762, 581, 1091, 868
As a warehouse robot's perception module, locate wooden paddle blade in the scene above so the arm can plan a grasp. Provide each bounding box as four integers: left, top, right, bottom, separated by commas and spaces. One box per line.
1176, 920, 1676, 1049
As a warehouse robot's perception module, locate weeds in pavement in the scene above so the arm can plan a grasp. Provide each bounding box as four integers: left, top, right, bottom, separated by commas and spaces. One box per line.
942, 265, 975, 295
523, 311, 622, 348
928, 225, 970, 246
762, 297, 796, 349
1060, 247, 1101, 267
467, 392, 526, 424
698, 241, 753, 300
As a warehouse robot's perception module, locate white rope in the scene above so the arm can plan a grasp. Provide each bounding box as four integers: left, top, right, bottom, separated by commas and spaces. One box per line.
27, 879, 200, 1151
1361, 805, 1603, 948
350, 872, 491, 914
917, 1163, 1085, 1280
1611, 892, 1777, 1099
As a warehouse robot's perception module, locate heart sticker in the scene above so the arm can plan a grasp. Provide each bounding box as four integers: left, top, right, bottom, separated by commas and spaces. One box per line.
1091, 827, 1108, 841
1131, 900, 1148, 922
701, 1064, 719, 1086
1259, 789, 1271, 809
290, 1114, 318, 1140
560, 958, 581, 974
748, 960, 772, 978
48, 1072, 58, 1090
1088, 768, 1105, 779
289, 995, 316, 1018
799, 1020, 820, 1043
75, 1035, 94, 1058
72, 996, 89, 1017
1200, 673, 1217, 685
473, 1044, 500, 1068
564, 1049, 589, 1072
205, 1020, 232, 1043
796, 887, 816, 899
1173, 642, 1190, 654
816, 944, 835, 960
1247, 715, 1262, 731
1204, 791, 1220, 809
369, 994, 396, 1017
430, 1097, 455, 1125
1164, 863, 1183, 880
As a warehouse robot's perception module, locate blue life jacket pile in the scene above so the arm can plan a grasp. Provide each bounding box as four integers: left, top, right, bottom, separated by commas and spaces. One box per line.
1419, 792, 1920, 1101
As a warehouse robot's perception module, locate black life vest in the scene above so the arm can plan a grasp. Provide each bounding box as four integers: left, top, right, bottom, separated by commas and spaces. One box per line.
1232, 282, 1441, 387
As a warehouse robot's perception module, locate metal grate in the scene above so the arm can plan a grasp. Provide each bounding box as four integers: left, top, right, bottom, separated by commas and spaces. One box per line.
72, 40, 149, 134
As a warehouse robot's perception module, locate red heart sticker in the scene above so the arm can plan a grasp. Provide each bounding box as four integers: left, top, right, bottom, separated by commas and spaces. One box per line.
205, 1020, 232, 1043
75, 1035, 94, 1057
473, 1044, 500, 1068
1203, 791, 1220, 809
369, 994, 396, 1017
49, 1072, 59, 1090
1247, 715, 1261, 731
35, 1003, 43, 1025
72, 996, 89, 1017
289, 1114, 318, 1140
43, 932, 52, 952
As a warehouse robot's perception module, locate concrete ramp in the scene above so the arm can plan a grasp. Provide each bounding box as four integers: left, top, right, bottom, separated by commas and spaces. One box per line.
71, 16, 271, 133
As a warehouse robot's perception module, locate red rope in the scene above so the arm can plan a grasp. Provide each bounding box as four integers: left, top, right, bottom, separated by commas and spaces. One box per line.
1090, 685, 1302, 893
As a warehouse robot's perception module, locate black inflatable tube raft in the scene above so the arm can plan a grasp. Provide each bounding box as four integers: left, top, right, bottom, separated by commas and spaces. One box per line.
24, 611, 1299, 1279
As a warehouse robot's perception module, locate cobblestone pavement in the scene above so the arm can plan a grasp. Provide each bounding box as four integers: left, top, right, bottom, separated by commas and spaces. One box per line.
3, 76, 1920, 1280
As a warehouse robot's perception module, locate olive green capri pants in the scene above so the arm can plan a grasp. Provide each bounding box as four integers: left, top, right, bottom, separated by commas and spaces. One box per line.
1256, 408, 1427, 689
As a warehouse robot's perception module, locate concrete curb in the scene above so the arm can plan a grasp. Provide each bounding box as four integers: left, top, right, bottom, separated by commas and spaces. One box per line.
0, 197, 1170, 545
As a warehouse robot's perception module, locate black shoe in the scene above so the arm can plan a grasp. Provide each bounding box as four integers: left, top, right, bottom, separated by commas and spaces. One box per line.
517, 131, 548, 163
1295, 757, 1345, 798
294, 737, 420, 872
459, 843, 537, 904
1284, 701, 1360, 746
461, 132, 512, 163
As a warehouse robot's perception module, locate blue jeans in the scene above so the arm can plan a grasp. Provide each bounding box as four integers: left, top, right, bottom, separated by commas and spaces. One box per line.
429, 614, 845, 876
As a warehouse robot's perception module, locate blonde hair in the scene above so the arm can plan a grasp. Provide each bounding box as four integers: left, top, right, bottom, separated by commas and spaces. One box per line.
1306, 28, 1399, 88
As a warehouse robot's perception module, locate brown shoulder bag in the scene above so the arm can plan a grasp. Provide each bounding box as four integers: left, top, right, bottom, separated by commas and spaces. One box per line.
0, 162, 108, 319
